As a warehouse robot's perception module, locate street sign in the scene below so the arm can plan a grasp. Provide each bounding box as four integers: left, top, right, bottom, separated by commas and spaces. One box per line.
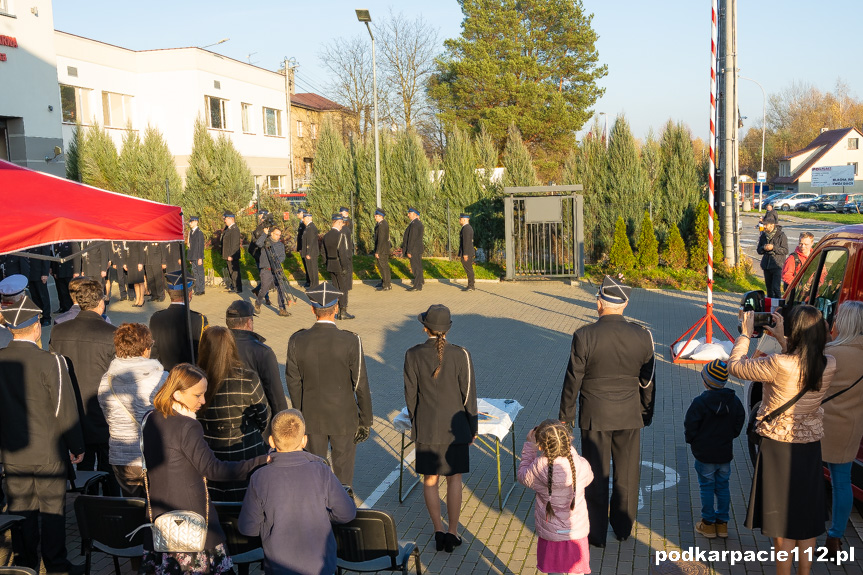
756, 171, 767, 183
811, 165, 856, 188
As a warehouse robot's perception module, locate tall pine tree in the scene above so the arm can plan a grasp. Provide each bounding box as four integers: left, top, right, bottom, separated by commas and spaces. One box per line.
605, 115, 649, 242
502, 124, 539, 187
80, 123, 119, 191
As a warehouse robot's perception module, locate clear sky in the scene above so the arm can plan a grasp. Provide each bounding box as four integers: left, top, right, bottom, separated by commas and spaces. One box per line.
52, 0, 862, 143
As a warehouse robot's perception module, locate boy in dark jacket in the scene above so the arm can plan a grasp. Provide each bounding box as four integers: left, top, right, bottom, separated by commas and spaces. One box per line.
684, 359, 745, 540
239, 409, 356, 575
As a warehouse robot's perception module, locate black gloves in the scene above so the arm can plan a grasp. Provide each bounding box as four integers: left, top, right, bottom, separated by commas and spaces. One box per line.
353, 426, 370, 444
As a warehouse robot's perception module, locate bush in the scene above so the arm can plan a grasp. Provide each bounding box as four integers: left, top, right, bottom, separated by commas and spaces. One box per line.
608, 216, 635, 271
688, 200, 724, 271
635, 211, 659, 268
662, 224, 687, 269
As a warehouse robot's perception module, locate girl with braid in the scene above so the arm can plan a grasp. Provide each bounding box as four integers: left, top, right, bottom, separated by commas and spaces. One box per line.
404, 304, 478, 553
519, 419, 594, 575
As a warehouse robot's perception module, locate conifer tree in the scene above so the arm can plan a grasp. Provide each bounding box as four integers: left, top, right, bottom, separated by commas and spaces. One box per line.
66, 123, 83, 182
502, 124, 539, 187
117, 125, 143, 198
662, 223, 688, 269
138, 125, 183, 204
308, 119, 351, 222
688, 200, 724, 271
474, 123, 500, 196
635, 211, 659, 269
608, 216, 635, 271
657, 121, 700, 235
605, 115, 649, 241
442, 126, 483, 213
561, 120, 608, 261
80, 123, 119, 191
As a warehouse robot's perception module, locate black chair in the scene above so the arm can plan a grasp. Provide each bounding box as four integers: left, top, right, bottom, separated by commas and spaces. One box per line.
0, 567, 37, 575
67, 470, 109, 494
213, 502, 263, 575
332, 509, 421, 575
73, 496, 146, 575
0, 514, 24, 535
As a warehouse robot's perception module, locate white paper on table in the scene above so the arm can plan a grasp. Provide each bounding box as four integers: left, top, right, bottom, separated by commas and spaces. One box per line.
392, 397, 523, 441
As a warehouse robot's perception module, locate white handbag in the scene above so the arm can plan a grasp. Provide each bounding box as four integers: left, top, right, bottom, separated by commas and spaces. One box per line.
127, 410, 209, 553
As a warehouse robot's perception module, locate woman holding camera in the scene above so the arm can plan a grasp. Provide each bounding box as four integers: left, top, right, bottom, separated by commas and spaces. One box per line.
729, 305, 835, 575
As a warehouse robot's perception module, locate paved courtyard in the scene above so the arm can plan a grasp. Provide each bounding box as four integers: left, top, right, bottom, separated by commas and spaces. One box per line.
10, 277, 863, 574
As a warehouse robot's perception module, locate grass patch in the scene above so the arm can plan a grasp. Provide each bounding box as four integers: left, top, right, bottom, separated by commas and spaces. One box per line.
205, 249, 503, 283
584, 265, 765, 293
780, 211, 863, 225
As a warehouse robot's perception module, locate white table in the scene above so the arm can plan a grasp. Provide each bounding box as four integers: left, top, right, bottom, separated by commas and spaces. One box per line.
392, 398, 523, 509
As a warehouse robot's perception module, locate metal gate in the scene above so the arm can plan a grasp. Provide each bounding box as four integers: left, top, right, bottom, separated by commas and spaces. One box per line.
503, 187, 584, 280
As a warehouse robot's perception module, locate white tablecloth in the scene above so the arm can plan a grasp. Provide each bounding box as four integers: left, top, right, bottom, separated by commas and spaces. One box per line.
392, 398, 523, 441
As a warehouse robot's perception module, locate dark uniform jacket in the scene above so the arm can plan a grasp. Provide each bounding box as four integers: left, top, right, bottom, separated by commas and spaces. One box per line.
402, 218, 424, 257
459, 224, 475, 258
559, 314, 656, 431
323, 228, 350, 275
296, 220, 306, 252
125, 242, 145, 272
163, 242, 183, 273
404, 338, 478, 444
110, 241, 127, 270
0, 255, 30, 279
26, 246, 51, 281
231, 329, 288, 417
149, 303, 209, 371
51, 242, 81, 278
374, 219, 390, 256
80, 241, 109, 278
49, 310, 117, 444
222, 224, 242, 259
0, 340, 85, 465
141, 409, 267, 550
189, 227, 205, 261
144, 242, 165, 268
301, 222, 319, 260
756, 226, 789, 271
285, 322, 372, 436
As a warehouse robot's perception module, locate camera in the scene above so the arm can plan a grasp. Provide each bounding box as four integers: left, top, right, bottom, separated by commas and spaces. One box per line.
739, 290, 788, 338
752, 312, 775, 329
261, 213, 276, 228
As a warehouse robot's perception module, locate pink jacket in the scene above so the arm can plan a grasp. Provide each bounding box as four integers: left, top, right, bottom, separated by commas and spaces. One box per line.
517, 441, 593, 541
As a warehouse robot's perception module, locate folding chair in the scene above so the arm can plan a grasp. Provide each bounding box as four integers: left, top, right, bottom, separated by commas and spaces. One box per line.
213, 502, 264, 575
73, 496, 146, 575
332, 509, 421, 575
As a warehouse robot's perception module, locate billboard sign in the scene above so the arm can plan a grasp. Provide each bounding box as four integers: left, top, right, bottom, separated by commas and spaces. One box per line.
811, 165, 855, 188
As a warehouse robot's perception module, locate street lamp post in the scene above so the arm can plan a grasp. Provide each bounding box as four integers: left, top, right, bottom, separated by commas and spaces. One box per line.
740, 75, 766, 213
199, 38, 229, 50
356, 9, 381, 209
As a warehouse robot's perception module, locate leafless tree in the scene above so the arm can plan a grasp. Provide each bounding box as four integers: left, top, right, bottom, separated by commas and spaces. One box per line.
319, 36, 374, 139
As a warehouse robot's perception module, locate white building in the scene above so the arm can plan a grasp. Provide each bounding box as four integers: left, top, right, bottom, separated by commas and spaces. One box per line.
773, 127, 863, 194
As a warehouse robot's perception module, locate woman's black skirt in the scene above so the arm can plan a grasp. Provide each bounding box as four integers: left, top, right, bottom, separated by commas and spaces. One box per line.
415, 442, 470, 477
745, 436, 826, 540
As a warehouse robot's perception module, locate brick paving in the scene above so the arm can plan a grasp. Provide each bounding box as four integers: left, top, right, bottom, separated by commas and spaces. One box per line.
5, 277, 862, 574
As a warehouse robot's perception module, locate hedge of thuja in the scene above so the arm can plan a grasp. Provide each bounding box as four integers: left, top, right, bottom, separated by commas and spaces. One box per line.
635, 211, 659, 268
608, 216, 636, 271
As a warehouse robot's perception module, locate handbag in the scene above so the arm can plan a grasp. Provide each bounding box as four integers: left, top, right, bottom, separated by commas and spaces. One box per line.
747, 385, 808, 449
127, 411, 209, 553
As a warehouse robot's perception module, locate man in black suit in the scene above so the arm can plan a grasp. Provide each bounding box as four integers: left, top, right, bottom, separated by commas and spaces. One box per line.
338, 207, 355, 293
149, 271, 209, 371
402, 207, 424, 291
285, 282, 372, 488
79, 240, 109, 296
301, 212, 319, 288
188, 216, 206, 295
458, 212, 476, 292
221, 212, 243, 293
323, 214, 354, 320
0, 296, 85, 575
373, 208, 391, 291
49, 279, 118, 492
296, 208, 308, 284
25, 246, 52, 325
51, 242, 81, 313
558, 275, 656, 547
0, 254, 29, 280
144, 242, 166, 302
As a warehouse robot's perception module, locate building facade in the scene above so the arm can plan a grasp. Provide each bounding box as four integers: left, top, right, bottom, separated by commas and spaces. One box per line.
773, 127, 863, 194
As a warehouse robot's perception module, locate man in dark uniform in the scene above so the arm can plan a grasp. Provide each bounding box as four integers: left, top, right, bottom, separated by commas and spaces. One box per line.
51, 242, 81, 312
296, 208, 308, 284
144, 242, 166, 302
163, 241, 183, 275
458, 212, 476, 292
558, 275, 655, 547
221, 212, 243, 293
80, 240, 109, 296
285, 282, 372, 488
188, 216, 206, 296
149, 271, 209, 371
402, 207, 424, 291
108, 241, 129, 302
25, 246, 52, 325
0, 296, 85, 574
338, 206, 355, 293
301, 211, 319, 288
0, 254, 29, 280
255, 226, 290, 317
250, 210, 269, 300
323, 214, 354, 320
373, 208, 391, 291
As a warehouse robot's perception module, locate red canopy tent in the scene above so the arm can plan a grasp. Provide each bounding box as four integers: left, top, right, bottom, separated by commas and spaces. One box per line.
0, 159, 183, 254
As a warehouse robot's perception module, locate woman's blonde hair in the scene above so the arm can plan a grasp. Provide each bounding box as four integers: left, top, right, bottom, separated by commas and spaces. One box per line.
827, 301, 863, 348
153, 363, 207, 417
534, 419, 577, 521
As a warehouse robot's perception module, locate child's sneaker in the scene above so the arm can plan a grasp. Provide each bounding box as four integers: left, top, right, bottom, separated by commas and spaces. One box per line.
696, 520, 716, 538
715, 521, 728, 538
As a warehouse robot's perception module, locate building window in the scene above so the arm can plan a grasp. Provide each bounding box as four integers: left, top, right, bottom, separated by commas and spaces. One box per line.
850, 162, 859, 176
60, 84, 92, 124
67, 66, 78, 78
266, 175, 285, 193
101, 92, 133, 128
206, 96, 228, 130
311, 123, 317, 139
849, 138, 859, 150
263, 107, 282, 136
296, 120, 304, 138
241, 103, 252, 133
779, 161, 790, 177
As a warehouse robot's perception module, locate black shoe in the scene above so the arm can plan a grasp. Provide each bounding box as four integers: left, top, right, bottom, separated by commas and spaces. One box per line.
434, 531, 446, 552
444, 532, 462, 553
252, 286, 260, 295
303, 282, 311, 288
407, 285, 422, 291
374, 282, 383, 289
41, 319, 52, 327
376, 285, 392, 291
463, 286, 475, 292
338, 310, 356, 320
588, 539, 606, 548
616, 534, 629, 542
46, 562, 85, 575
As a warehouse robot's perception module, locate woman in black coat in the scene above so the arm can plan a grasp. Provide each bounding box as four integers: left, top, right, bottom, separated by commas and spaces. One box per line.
140, 363, 267, 575
404, 304, 478, 553
125, 242, 146, 307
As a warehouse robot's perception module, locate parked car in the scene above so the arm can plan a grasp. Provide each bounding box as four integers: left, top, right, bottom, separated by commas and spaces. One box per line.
770, 192, 819, 211
839, 193, 863, 214
797, 193, 847, 213
755, 192, 790, 210
739, 223, 863, 497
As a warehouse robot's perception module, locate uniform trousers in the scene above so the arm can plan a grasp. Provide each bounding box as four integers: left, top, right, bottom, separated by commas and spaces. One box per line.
301, 258, 310, 285
227, 258, 243, 292
256, 269, 286, 309
580, 428, 641, 544
376, 255, 391, 288
28, 279, 51, 321
306, 257, 319, 288
763, 267, 782, 298
306, 433, 356, 487
145, 265, 165, 300
190, 260, 205, 294
330, 271, 349, 310
54, 277, 73, 312
409, 254, 424, 288
4, 461, 70, 571
461, 255, 475, 288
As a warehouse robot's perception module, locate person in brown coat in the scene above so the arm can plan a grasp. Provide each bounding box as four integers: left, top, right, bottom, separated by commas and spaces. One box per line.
820, 301, 863, 558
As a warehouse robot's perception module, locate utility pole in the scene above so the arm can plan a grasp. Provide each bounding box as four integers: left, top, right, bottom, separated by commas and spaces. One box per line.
283, 58, 297, 193
717, 0, 738, 266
